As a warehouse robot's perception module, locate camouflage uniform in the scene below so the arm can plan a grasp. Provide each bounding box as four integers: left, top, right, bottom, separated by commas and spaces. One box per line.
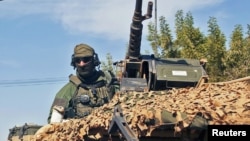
47, 44, 118, 123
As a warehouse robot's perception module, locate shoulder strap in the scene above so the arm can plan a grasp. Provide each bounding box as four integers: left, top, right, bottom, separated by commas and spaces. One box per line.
69, 74, 106, 95
69, 74, 82, 87
103, 70, 119, 87
68, 74, 81, 103
69, 74, 106, 88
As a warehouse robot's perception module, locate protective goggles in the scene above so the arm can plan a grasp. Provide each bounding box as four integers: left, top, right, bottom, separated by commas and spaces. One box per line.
74, 57, 92, 63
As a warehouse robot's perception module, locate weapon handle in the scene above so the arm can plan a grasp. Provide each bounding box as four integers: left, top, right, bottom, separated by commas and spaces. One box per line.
142, 1, 153, 21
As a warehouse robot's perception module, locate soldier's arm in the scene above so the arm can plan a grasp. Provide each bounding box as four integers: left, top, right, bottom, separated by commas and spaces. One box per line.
47, 82, 76, 123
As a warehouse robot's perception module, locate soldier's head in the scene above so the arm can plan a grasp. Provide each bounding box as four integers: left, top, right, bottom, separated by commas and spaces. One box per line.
71, 43, 100, 78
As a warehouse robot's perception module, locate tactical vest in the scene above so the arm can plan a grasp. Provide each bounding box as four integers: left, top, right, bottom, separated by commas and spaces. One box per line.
68, 74, 111, 118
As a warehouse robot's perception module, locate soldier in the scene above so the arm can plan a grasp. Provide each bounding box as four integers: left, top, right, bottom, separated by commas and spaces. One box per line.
47, 43, 118, 123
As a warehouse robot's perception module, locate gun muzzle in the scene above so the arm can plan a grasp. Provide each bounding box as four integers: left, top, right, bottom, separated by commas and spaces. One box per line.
127, 0, 153, 60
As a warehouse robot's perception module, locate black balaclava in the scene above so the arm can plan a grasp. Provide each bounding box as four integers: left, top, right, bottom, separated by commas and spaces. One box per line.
76, 59, 99, 83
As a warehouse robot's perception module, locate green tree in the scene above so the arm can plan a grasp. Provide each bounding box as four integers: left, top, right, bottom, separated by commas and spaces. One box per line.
147, 16, 179, 58
244, 24, 250, 76
101, 53, 114, 72
225, 24, 248, 79
146, 10, 249, 82
205, 17, 227, 82
174, 10, 206, 59
147, 21, 160, 57
174, 10, 185, 52
158, 16, 179, 58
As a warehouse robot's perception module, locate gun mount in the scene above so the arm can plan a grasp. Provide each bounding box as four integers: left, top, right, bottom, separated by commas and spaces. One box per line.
114, 0, 208, 92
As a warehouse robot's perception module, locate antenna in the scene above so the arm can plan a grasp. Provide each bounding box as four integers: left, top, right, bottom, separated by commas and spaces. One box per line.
154, 0, 157, 31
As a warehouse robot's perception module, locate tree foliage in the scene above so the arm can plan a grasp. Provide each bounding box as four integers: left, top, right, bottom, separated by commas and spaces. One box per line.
145, 10, 248, 82
102, 10, 249, 82
147, 21, 160, 57
244, 24, 250, 76
178, 11, 206, 59
225, 24, 249, 79
101, 53, 114, 72
205, 17, 227, 81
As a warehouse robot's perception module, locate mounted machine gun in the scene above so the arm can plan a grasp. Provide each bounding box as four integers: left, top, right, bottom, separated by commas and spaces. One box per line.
114, 0, 208, 92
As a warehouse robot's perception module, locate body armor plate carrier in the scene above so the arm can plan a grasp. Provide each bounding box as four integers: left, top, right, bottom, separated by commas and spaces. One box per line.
65, 74, 111, 118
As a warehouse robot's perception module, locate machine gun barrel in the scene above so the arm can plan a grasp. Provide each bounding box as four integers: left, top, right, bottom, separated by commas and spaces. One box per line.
127, 0, 153, 60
